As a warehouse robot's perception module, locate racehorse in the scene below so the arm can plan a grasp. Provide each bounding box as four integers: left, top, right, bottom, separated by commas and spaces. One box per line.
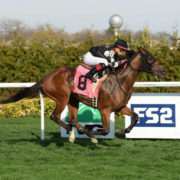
0, 48, 165, 143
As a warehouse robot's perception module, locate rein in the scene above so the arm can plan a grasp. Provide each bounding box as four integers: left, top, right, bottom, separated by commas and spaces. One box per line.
115, 75, 129, 96
129, 63, 139, 72
114, 50, 147, 96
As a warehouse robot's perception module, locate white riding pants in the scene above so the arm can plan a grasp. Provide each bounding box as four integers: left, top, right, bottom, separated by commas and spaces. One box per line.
83, 52, 109, 66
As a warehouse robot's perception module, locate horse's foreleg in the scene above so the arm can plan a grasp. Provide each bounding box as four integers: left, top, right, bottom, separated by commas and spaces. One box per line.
119, 106, 138, 135
87, 108, 111, 136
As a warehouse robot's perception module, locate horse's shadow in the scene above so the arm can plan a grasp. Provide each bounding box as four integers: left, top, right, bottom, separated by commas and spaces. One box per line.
0, 132, 66, 147
41, 132, 116, 149
0, 131, 120, 149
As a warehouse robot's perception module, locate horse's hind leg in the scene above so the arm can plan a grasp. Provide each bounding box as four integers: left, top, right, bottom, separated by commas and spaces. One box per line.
68, 103, 80, 129
50, 101, 69, 130
67, 103, 79, 143
42, 82, 70, 130
68, 102, 98, 144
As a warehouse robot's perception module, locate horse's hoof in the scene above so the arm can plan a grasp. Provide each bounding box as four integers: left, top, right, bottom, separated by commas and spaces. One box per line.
124, 128, 131, 133
91, 138, 98, 144
66, 124, 73, 133
115, 130, 126, 139
68, 129, 76, 143
77, 127, 84, 135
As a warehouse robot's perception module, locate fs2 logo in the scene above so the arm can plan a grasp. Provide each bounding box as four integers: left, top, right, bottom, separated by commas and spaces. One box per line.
131, 104, 176, 127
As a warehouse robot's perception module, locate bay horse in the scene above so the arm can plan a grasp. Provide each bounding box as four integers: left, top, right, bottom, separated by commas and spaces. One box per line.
0, 48, 165, 142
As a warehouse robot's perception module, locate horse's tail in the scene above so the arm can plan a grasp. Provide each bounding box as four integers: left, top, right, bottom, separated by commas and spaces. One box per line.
0, 82, 42, 104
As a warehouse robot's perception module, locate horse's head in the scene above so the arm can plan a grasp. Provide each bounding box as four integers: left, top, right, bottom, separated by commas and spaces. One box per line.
132, 48, 165, 78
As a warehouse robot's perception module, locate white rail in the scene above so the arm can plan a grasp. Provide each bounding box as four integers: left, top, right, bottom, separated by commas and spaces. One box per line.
1, 82, 180, 88
0, 81, 180, 141
0, 83, 35, 88
134, 81, 180, 87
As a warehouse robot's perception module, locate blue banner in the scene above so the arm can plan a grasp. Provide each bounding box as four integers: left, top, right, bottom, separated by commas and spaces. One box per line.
131, 104, 176, 127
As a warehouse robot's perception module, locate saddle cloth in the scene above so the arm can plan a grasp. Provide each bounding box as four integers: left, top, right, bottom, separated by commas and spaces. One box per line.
72, 65, 101, 99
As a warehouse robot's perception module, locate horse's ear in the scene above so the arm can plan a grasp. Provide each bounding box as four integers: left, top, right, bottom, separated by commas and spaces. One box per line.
138, 47, 143, 51
138, 47, 146, 54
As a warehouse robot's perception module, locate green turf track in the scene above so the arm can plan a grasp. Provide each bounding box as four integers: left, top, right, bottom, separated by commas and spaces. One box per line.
0, 116, 180, 180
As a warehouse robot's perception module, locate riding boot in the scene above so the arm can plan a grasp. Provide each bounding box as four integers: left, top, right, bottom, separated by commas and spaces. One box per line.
85, 67, 97, 82
85, 63, 106, 82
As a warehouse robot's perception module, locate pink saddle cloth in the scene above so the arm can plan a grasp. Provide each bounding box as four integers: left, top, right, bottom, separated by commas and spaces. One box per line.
72, 65, 101, 99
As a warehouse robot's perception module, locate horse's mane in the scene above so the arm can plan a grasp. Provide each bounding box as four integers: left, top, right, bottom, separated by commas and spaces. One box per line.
102, 51, 139, 94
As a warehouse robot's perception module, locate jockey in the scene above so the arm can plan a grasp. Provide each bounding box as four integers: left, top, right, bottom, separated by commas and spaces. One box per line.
83, 39, 133, 82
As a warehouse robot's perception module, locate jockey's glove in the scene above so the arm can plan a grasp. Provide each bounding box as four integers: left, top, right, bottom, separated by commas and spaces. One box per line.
109, 62, 119, 68
104, 50, 115, 59
104, 50, 115, 63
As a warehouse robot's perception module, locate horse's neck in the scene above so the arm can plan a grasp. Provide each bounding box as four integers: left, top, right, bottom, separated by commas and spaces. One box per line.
117, 54, 141, 92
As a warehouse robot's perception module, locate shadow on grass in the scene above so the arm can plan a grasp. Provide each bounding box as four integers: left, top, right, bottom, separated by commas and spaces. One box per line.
0, 132, 66, 147
0, 131, 118, 149
2, 129, 180, 150
45, 132, 115, 149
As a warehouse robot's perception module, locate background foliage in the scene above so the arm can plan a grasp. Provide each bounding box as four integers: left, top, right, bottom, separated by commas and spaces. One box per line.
0, 21, 180, 97
0, 98, 54, 117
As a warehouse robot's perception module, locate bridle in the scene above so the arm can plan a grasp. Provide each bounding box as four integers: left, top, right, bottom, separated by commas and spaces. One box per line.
116, 49, 156, 97
129, 50, 156, 73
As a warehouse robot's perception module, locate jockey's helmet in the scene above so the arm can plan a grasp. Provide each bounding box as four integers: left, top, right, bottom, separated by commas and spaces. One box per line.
114, 39, 129, 51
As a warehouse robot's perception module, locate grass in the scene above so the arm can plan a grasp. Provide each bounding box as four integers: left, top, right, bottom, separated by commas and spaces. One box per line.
0, 116, 180, 180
